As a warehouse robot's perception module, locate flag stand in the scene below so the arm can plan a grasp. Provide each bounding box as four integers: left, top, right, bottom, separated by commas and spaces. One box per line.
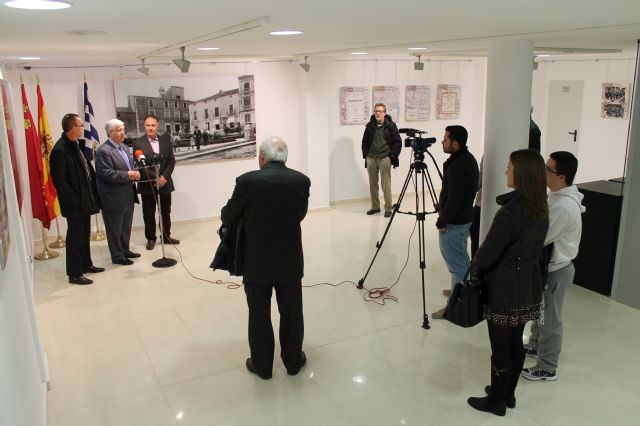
35, 224, 59, 261
90, 213, 106, 241
48, 217, 66, 248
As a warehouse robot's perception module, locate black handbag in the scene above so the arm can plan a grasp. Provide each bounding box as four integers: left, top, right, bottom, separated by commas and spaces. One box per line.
210, 219, 244, 276
443, 273, 484, 328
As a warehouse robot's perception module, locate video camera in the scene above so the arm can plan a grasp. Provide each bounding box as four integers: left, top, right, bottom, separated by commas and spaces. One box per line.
399, 128, 437, 152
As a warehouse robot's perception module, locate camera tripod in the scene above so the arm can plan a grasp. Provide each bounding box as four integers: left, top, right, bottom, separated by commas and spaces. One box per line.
358, 149, 442, 329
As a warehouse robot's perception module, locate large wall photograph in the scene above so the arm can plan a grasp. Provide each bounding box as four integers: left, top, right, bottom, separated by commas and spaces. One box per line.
114, 75, 256, 164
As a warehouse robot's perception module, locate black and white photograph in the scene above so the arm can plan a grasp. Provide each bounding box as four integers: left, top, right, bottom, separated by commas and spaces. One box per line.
114, 75, 256, 163
601, 83, 628, 119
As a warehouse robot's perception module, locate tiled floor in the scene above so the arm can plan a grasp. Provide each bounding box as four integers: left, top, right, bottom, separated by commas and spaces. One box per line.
34, 199, 640, 425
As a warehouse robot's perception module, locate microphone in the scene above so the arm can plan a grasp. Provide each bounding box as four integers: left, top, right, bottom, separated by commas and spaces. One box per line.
134, 150, 147, 167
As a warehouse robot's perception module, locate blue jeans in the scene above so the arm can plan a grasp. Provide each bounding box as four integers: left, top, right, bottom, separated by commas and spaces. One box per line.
438, 222, 471, 289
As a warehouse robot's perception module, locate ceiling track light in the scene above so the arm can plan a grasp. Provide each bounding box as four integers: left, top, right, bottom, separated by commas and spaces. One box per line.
299, 56, 310, 72
414, 55, 424, 71
137, 58, 150, 76
173, 46, 191, 73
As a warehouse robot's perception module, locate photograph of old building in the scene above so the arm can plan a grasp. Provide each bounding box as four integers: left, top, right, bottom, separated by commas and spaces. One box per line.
114, 75, 256, 164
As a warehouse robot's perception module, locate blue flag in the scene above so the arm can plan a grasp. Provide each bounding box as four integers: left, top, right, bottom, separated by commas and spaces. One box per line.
83, 81, 100, 161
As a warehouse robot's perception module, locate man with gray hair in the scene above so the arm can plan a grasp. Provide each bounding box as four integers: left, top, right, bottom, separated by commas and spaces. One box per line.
221, 136, 311, 380
95, 119, 141, 265
361, 102, 402, 217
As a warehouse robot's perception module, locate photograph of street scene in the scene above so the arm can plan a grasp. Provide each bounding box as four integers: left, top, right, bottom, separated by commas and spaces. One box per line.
115, 75, 256, 163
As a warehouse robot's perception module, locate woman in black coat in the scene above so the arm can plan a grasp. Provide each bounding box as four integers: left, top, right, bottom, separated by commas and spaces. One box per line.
468, 149, 549, 416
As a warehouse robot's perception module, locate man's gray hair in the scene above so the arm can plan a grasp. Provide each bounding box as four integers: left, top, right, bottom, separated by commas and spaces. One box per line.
374, 102, 386, 111
105, 119, 124, 135
259, 136, 288, 163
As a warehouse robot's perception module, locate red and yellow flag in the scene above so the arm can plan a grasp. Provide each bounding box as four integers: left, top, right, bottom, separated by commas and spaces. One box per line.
36, 83, 60, 219
21, 83, 53, 229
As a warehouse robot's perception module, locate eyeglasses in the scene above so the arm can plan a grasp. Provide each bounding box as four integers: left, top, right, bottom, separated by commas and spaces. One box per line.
545, 166, 560, 175
374, 110, 385, 114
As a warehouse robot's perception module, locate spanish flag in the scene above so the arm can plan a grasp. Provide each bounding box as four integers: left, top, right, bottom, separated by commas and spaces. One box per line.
21, 82, 52, 229
36, 83, 60, 220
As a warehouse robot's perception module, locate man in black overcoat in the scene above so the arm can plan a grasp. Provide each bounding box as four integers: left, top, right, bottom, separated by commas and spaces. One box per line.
221, 136, 311, 380
50, 113, 103, 285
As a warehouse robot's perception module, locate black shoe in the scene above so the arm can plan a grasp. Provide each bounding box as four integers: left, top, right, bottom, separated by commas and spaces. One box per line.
384, 210, 392, 218
467, 396, 506, 416
245, 358, 271, 380
112, 258, 134, 265
484, 385, 516, 409
86, 266, 105, 273
124, 251, 141, 258
366, 208, 381, 215
286, 351, 307, 376
69, 275, 93, 285
165, 237, 180, 245
146, 240, 155, 250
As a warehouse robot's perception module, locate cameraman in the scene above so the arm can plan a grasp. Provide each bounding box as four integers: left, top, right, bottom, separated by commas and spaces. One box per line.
432, 125, 479, 319
361, 103, 402, 217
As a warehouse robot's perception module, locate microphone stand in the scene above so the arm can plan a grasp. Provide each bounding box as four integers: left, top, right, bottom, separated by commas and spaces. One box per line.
148, 162, 177, 268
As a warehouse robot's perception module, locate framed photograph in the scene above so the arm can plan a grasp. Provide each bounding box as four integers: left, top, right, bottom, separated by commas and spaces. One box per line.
436, 84, 461, 120
405, 85, 431, 121
373, 85, 400, 122
601, 83, 628, 119
114, 75, 256, 164
339, 87, 370, 125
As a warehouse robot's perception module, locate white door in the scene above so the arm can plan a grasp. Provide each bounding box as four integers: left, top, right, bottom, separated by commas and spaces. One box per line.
545, 81, 584, 157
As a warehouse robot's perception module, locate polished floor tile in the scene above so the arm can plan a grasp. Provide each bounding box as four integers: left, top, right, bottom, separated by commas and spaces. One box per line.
34, 199, 640, 425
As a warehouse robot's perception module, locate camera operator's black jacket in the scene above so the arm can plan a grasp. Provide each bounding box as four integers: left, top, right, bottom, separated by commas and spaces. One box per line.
361, 114, 402, 167
436, 146, 479, 228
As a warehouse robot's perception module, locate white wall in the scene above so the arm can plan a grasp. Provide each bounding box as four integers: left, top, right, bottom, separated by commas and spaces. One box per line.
326, 58, 487, 204
531, 53, 636, 183
4, 60, 326, 238
0, 87, 47, 426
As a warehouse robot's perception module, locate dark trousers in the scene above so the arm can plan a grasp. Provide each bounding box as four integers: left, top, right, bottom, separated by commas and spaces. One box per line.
487, 322, 527, 402
102, 204, 134, 261
470, 206, 481, 258
244, 281, 304, 378
65, 216, 93, 277
141, 192, 172, 242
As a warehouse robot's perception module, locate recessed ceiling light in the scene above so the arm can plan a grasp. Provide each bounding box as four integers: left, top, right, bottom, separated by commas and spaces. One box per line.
408, 47, 428, 51
4, 0, 72, 10
351, 52, 368, 55
19, 56, 41, 60
269, 30, 303, 36
197, 47, 220, 51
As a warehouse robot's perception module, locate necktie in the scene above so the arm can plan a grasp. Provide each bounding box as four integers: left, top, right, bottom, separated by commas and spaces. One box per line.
118, 145, 131, 170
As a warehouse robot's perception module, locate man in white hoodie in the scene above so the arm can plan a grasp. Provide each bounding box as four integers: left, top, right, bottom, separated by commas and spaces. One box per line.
522, 151, 585, 381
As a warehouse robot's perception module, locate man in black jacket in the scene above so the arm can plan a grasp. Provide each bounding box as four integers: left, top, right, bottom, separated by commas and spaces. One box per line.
221, 136, 310, 380
132, 114, 179, 250
50, 113, 103, 285
433, 125, 479, 319
361, 103, 401, 217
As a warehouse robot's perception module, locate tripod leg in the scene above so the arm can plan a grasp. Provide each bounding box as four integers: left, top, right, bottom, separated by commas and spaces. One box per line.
417, 170, 430, 329
358, 163, 415, 289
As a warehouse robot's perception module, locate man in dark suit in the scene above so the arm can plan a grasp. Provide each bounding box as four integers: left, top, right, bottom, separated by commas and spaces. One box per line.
50, 113, 103, 285
95, 119, 141, 265
221, 136, 311, 380
133, 114, 179, 250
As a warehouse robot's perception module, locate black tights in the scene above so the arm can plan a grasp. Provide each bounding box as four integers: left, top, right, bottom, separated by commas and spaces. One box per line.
487, 322, 526, 401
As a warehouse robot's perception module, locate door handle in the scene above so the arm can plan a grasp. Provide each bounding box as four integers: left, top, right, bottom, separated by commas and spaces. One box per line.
568, 130, 577, 142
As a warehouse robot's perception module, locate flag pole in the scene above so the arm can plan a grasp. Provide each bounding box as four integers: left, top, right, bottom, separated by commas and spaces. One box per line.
35, 223, 59, 260
49, 217, 66, 248
90, 213, 106, 241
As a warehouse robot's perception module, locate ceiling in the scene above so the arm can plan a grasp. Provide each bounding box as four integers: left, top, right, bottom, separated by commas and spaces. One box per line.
1, 0, 640, 68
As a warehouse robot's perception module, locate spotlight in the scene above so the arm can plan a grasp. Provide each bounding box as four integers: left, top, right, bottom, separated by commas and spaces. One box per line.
299, 56, 310, 72
173, 46, 191, 73
137, 58, 149, 76
414, 55, 424, 71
